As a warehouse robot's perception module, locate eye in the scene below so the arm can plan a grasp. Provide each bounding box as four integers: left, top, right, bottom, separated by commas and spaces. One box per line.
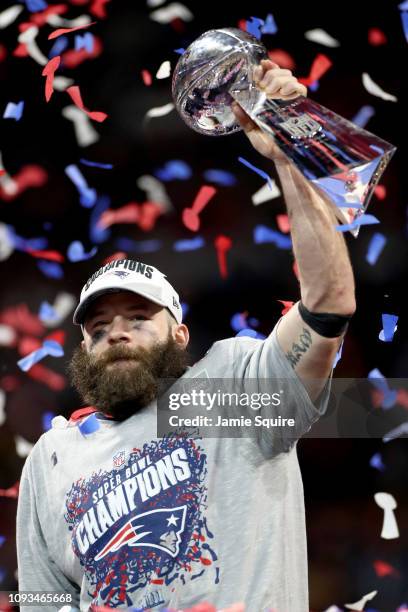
130, 314, 148, 321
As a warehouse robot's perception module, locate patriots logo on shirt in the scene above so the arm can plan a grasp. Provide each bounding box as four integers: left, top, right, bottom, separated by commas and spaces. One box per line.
94, 505, 187, 561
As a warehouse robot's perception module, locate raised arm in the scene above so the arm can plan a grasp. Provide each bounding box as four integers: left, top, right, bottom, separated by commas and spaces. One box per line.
232, 60, 356, 401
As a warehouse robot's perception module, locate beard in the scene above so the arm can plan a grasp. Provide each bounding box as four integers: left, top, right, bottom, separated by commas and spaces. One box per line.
68, 333, 189, 421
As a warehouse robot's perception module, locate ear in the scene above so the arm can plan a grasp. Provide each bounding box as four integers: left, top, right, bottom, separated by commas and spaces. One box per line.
80, 339, 86, 350
171, 324, 189, 349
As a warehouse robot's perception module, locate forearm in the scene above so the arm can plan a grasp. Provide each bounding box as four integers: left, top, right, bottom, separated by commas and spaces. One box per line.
276, 162, 356, 315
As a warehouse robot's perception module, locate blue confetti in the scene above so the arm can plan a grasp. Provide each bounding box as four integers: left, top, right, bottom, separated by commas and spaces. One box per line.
351, 105, 375, 128
261, 13, 278, 35
236, 328, 266, 340
42, 340, 64, 357
203, 169, 237, 186
308, 81, 320, 92
254, 225, 292, 249
400, 10, 408, 41
3, 101, 24, 121
42, 411, 55, 431
366, 232, 386, 265
67, 241, 97, 262
174, 48, 185, 55
37, 260, 64, 279
78, 413, 100, 436
336, 214, 380, 233
368, 368, 398, 409
181, 302, 189, 318
399, 0, 408, 8
75, 32, 94, 52
154, 160, 192, 181
80, 159, 113, 169
231, 312, 249, 332
115, 238, 162, 253
39, 301, 58, 322
90, 195, 111, 244
0, 536, 5, 547
173, 237, 205, 251
333, 340, 344, 368
48, 36, 68, 59
25, 0, 48, 12
65, 164, 97, 208
379, 313, 398, 342
238, 156, 274, 190
246, 17, 264, 39
369, 452, 385, 471
6, 226, 48, 252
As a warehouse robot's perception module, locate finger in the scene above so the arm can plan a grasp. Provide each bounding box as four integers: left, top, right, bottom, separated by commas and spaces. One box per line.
253, 65, 263, 84
231, 101, 258, 132
259, 69, 292, 88
261, 58, 280, 70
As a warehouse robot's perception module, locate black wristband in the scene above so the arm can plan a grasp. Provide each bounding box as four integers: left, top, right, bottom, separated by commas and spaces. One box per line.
298, 302, 352, 338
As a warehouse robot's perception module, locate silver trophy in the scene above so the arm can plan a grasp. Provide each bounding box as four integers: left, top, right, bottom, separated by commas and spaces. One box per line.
172, 28, 396, 235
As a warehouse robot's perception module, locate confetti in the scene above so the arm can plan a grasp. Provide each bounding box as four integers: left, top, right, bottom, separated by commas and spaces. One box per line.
66, 85, 108, 122
0, 5, 24, 29
276, 214, 290, 233
17, 339, 64, 372
182, 186, 217, 232
374, 492, 399, 539
42, 55, 60, 102
267, 49, 295, 70
214, 235, 232, 279
383, 422, 408, 442
351, 105, 375, 128
299, 53, 332, 86
277, 300, 294, 316
400, 11, 408, 42
67, 241, 98, 262
48, 36, 68, 58
155, 160, 192, 181
254, 225, 292, 249
3, 101, 24, 121
173, 237, 205, 251
261, 13, 277, 35
27, 363, 66, 390
203, 169, 237, 186
373, 560, 399, 577
62, 105, 100, 147
25, 248, 64, 262
366, 233, 386, 265
149, 3, 193, 24
39, 302, 59, 322
379, 313, 398, 342
335, 214, 380, 233
251, 181, 281, 205
137, 175, 173, 213
246, 17, 263, 39
368, 28, 387, 46
75, 33, 94, 52
80, 159, 113, 169
368, 368, 397, 409
156, 60, 171, 79
141, 69, 152, 86
362, 73, 398, 102
345, 590, 378, 611
0, 324, 17, 347
238, 157, 275, 190
0, 164, 48, 201
144, 102, 174, 120
369, 453, 385, 471
89, 194, 111, 243
0, 481, 19, 499
48, 21, 96, 40
304, 28, 340, 47
18, 26, 48, 66
15, 435, 33, 458
25, 0, 48, 11
115, 238, 162, 253
37, 260, 64, 279
65, 164, 97, 207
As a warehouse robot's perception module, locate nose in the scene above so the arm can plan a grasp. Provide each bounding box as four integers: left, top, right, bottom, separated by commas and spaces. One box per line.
107, 316, 132, 345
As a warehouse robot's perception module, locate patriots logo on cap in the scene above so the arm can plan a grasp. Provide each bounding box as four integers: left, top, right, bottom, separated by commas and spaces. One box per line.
94, 505, 187, 561
110, 271, 130, 279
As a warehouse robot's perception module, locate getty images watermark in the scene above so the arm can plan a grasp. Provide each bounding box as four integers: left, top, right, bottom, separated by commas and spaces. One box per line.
157, 377, 408, 440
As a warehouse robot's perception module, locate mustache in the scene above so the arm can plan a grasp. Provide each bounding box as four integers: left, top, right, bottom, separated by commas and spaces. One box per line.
90, 344, 151, 368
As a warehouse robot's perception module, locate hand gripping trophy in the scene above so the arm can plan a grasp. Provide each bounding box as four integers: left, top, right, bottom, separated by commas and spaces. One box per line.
172, 28, 396, 235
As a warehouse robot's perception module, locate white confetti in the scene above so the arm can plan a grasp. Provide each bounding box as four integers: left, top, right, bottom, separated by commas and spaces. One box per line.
383, 421, 408, 442
62, 105, 100, 147
18, 26, 48, 66
0, 323, 17, 346
0, 152, 18, 196
345, 590, 378, 611
304, 28, 340, 47
374, 492, 400, 539
147, 0, 166, 6
251, 181, 281, 205
15, 435, 34, 458
41, 292, 76, 328
0, 223, 14, 261
53, 76, 75, 92
149, 2, 193, 24
323, 607, 343, 612
0, 5, 23, 29
0, 389, 5, 427
47, 14, 92, 28
362, 73, 398, 102
144, 102, 174, 119
137, 175, 173, 213
156, 60, 171, 79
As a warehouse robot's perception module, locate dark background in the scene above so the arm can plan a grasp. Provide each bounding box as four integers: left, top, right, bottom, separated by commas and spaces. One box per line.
0, 0, 407, 610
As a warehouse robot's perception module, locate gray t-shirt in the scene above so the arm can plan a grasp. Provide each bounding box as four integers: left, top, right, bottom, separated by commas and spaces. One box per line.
16, 325, 330, 612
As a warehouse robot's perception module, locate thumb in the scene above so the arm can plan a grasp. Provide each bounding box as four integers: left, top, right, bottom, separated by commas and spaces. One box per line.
231, 102, 258, 134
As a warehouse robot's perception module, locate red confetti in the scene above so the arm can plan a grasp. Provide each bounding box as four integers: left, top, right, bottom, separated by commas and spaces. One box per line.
42, 55, 61, 102
45, 330, 65, 345
267, 49, 296, 70
277, 300, 294, 315
299, 54, 332, 87
61, 36, 103, 68
98, 201, 164, 231
214, 235, 232, 279
368, 28, 387, 46
0, 170, 5, 176
0, 304, 44, 337
238, 19, 247, 31
182, 185, 217, 232
371, 388, 408, 410
170, 17, 185, 32
28, 364, 66, 390
66, 85, 108, 122
276, 213, 291, 233
0, 481, 19, 499
0, 44, 7, 62
0, 376, 20, 392
0, 165, 48, 202
25, 249, 65, 262
141, 69, 152, 86
374, 185, 386, 200
30, 4, 67, 28
89, 0, 111, 19
373, 560, 399, 577
138, 202, 164, 231
48, 21, 97, 40
13, 43, 29, 58
18, 336, 42, 357
102, 252, 128, 264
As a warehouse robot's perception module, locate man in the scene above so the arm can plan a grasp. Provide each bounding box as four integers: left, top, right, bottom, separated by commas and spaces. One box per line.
16, 61, 355, 612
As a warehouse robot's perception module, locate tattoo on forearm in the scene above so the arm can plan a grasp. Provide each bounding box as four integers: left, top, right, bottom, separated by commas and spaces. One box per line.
286, 328, 312, 369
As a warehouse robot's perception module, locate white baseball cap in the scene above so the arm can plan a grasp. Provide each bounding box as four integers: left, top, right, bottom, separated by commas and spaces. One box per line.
73, 259, 182, 325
